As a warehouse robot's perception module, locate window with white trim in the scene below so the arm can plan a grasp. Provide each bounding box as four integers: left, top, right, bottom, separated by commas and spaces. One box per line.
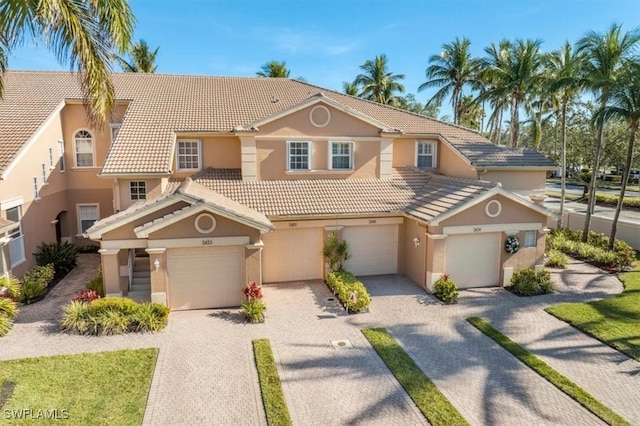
74, 130, 94, 167
49, 148, 54, 168
110, 122, 121, 144
6, 206, 25, 267
58, 140, 65, 172
33, 177, 39, 199
287, 141, 311, 170
524, 230, 537, 248
130, 181, 147, 201
41, 163, 47, 184
330, 141, 353, 170
176, 140, 201, 171
77, 204, 99, 234
416, 140, 437, 168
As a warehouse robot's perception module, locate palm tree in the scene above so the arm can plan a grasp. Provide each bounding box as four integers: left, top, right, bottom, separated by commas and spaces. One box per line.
458, 95, 484, 130
418, 37, 479, 124
117, 40, 159, 73
0, 0, 135, 125
478, 39, 544, 147
256, 60, 290, 78
342, 81, 358, 96
354, 54, 405, 105
547, 42, 586, 229
594, 62, 640, 249
577, 23, 640, 241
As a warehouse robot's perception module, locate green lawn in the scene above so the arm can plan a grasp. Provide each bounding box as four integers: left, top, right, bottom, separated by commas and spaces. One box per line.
252, 339, 292, 426
467, 317, 630, 426
546, 261, 640, 361
0, 348, 158, 425
362, 328, 468, 426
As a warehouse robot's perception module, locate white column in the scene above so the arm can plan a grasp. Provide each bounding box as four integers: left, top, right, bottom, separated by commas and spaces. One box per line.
239, 135, 257, 181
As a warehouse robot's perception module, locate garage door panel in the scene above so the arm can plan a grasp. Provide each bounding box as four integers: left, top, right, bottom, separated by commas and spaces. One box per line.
168, 246, 244, 310
262, 228, 322, 283
445, 233, 499, 288
344, 225, 398, 276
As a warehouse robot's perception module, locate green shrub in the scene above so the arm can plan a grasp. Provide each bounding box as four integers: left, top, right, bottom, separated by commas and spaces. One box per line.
578, 172, 591, 183
87, 265, 104, 297
595, 193, 640, 209
0, 275, 21, 300
241, 299, 266, 323
434, 274, 459, 304
34, 241, 79, 279
546, 250, 569, 268
509, 268, 553, 296
326, 271, 371, 313
19, 264, 55, 304
547, 229, 635, 270
60, 297, 169, 335
0, 296, 19, 337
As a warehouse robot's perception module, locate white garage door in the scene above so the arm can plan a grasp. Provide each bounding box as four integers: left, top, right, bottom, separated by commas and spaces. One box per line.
445, 233, 500, 288
262, 228, 322, 283
343, 225, 398, 276
168, 246, 244, 310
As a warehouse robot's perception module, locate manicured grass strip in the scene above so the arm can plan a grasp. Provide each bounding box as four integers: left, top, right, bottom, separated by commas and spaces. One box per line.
252, 339, 292, 426
361, 328, 469, 426
545, 262, 640, 362
467, 317, 630, 426
0, 348, 158, 425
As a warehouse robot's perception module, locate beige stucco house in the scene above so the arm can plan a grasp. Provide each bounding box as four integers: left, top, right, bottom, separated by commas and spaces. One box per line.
0, 71, 555, 310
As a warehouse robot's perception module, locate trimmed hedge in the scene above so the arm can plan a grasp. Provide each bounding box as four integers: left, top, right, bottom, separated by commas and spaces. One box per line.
594, 193, 640, 209
326, 271, 371, 313
547, 229, 636, 270
508, 268, 553, 296
61, 297, 170, 335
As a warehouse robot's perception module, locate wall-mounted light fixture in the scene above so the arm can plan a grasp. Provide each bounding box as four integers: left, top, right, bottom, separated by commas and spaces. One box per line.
154, 259, 160, 272
413, 237, 420, 248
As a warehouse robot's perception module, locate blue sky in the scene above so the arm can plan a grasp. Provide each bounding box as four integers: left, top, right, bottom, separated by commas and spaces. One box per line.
7, 0, 640, 114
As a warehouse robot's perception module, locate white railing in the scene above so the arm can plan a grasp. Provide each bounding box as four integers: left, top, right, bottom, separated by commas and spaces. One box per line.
9, 236, 25, 267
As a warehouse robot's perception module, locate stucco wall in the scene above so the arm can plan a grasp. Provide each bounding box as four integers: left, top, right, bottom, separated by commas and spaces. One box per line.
401, 218, 427, 286
437, 195, 547, 229
256, 139, 380, 180
501, 231, 546, 285
171, 136, 241, 178
101, 202, 191, 240
117, 178, 164, 211
438, 143, 476, 179
149, 213, 261, 243
481, 170, 547, 192
258, 104, 381, 138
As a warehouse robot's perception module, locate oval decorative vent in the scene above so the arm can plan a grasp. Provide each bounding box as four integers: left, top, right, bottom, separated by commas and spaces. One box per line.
485, 200, 502, 218
194, 213, 216, 234
309, 105, 331, 127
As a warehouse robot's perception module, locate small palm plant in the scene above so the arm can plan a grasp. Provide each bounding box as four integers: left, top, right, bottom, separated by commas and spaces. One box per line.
322, 232, 351, 272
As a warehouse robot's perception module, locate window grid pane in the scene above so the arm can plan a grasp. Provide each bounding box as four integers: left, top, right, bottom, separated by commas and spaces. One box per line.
33, 177, 39, 198
49, 148, 54, 167
331, 142, 352, 169
417, 141, 434, 168
42, 164, 47, 184
289, 142, 310, 170
79, 206, 98, 233
130, 181, 147, 201
177, 141, 200, 170
74, 131, 94, 167
524, 231, 537, 248
58, 140, 65, 171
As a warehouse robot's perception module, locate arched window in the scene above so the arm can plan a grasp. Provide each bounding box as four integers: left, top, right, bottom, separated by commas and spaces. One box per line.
74, 130, 94, 167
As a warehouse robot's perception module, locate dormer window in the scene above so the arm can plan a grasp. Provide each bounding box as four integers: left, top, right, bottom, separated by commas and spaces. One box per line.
416, 140, 437, 169
329, 141, 353, 170
176, 139, 201, 171
110, 122, 122, 143
287, 141, 311, 170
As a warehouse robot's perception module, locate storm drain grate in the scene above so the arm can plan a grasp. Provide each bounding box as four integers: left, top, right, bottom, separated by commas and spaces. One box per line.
330, 339, 353, 349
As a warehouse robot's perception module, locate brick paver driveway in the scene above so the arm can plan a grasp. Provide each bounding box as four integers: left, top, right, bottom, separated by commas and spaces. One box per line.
1, 256, 638, 425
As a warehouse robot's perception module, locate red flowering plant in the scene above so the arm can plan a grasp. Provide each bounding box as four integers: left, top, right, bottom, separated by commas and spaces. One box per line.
72, 290, 101, 303
241, 281, 265, 323
243, 281, 263, 301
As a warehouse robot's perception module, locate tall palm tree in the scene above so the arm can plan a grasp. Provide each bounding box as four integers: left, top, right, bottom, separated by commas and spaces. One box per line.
0, 0, 135, 125
594, 62, 640, 249
478, 39, 544, 147
354, 54, 405, 105
418, 37, 479, 124
478, 40, 511, 144
117, 39, 159, 73
577, 23, 640, 241
256, 60, 290, 78
547, 42, 586, 229
458, 94, 484, 130
342, 81, 358, 96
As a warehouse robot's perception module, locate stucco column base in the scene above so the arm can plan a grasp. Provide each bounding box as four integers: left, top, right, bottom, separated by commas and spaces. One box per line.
99, 248, 122, 297
151, 292, 167, 305
146, 248, 168, 306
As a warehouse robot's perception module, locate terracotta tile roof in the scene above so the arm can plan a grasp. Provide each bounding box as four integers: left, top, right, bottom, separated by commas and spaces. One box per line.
189, 167, 497, 222
0, 71, 554, 174
0, 218, 16, 232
